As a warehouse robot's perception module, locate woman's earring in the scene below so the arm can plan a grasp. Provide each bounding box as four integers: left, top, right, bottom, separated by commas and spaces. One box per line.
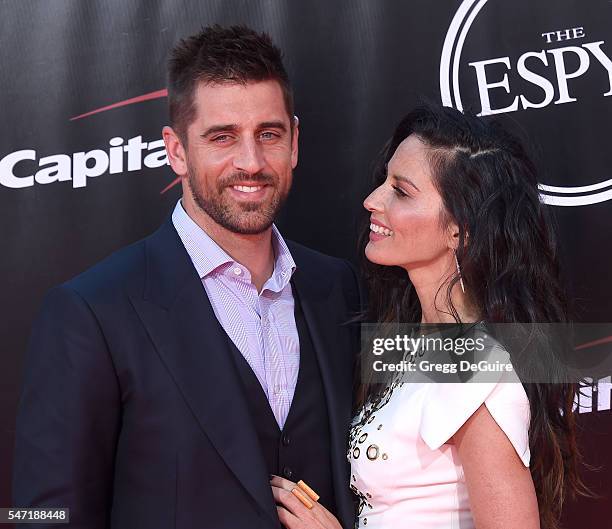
454, 250, 465, 294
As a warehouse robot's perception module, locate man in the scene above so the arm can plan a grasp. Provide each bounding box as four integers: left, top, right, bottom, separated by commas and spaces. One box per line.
13, 25, 360, 529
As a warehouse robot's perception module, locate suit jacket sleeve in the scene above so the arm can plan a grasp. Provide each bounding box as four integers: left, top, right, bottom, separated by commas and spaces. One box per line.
342, 258, 364, 315
13, 285, 121, 528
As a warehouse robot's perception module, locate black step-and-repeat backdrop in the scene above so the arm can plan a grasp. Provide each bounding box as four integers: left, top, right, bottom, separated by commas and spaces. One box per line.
1, 0, 610, 525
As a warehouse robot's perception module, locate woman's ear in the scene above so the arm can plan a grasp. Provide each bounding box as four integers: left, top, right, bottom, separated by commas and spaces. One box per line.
447, 222, 468, 251
447, 221, 460, 251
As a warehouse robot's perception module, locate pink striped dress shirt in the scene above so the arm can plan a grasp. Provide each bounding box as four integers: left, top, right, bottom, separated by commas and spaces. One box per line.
172, 200, 299, 429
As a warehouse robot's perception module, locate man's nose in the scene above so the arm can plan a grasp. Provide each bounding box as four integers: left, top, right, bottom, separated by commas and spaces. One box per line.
233, 138, 265, 175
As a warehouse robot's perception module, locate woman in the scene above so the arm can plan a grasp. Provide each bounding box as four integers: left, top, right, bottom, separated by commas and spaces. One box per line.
271, 103, 586, 528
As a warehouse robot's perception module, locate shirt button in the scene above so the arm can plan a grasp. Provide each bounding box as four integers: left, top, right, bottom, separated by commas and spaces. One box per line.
281, 433, 290, 446
283, 466, 293, 479
233, 267, 242, 276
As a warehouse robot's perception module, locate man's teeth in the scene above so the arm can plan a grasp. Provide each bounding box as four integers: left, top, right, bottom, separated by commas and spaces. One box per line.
370, 223, 393, 236
233, 185, 263, 193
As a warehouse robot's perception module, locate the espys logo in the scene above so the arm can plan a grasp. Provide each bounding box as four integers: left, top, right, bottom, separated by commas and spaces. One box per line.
575, 376, 612, 414
0, 89, 180, 194
440, 0, 612, 206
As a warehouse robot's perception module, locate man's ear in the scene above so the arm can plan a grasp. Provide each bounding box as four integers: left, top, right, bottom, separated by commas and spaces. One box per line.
291, 115, 299, 169
163, 125, 188, 176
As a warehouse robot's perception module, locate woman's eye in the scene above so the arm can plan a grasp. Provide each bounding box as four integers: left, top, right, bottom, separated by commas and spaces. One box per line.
392, 185, 410, 198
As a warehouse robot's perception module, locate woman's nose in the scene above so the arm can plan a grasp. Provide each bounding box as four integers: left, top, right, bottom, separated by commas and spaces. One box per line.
363, 185, 384, 212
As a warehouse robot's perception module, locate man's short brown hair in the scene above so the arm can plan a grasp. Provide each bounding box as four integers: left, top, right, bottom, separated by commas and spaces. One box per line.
167, 24, 294, 142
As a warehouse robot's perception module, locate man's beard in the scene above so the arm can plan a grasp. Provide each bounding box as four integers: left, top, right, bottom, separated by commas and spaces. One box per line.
186, 160, 289, 235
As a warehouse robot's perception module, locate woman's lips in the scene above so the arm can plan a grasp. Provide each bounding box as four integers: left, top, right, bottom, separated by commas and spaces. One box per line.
370, 218, 391, 230
369, 230, 388, 242
369, 220, 394, 241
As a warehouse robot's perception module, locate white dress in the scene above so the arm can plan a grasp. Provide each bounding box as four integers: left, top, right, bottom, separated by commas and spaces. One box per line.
348, 354, 530, 528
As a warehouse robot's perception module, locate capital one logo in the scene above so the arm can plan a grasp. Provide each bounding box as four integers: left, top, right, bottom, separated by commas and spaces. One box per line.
0, 89, 180, 194
440, 0, 612, 206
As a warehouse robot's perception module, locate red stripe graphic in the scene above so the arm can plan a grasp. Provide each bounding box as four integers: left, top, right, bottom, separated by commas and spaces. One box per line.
160, 176, 181, 195
69, 88, 168, 121
69, 88, 181, 194
574, 334, 612, 350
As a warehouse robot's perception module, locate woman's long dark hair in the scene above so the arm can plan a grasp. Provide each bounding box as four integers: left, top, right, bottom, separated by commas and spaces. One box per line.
358, 103, 588, 529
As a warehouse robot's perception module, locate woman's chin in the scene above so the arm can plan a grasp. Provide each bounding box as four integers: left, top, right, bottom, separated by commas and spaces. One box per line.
365, 242, 397, 266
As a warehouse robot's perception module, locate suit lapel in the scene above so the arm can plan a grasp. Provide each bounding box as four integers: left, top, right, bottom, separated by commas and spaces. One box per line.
128, 219, 279, 526
290, 249, 355, 529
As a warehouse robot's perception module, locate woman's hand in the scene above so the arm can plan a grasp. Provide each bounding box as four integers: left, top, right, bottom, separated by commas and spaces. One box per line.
270, 475, 344, 529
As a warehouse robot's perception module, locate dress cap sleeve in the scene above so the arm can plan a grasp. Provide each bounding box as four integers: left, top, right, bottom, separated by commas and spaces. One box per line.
419, 363, 531, 467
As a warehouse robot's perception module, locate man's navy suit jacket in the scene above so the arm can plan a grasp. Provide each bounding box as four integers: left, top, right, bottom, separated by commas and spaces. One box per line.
13, 217, 361, 529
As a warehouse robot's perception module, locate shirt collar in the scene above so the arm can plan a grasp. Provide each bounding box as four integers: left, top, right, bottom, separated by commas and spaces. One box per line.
171, 199, 296, 292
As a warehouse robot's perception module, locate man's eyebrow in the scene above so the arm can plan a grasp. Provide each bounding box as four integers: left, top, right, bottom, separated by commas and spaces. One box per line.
258, 121, 287, 132
392, 173, 420, 192
200, 124, 238, 138
200, 121, 288, 138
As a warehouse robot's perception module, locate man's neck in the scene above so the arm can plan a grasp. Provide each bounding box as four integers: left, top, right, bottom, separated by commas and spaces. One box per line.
183, 200, 275, 293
